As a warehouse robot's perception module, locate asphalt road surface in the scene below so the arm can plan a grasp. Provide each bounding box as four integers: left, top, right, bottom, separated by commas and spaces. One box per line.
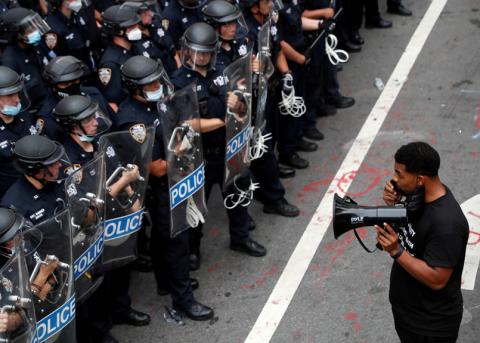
114, 0, 480, 342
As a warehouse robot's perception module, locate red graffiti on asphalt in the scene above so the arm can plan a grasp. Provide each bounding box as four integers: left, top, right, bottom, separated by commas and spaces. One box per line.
240, 265, 279, 290
337, 164, 390, 197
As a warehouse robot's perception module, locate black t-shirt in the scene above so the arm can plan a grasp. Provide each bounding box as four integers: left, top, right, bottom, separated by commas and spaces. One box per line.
389, 186, 469, 337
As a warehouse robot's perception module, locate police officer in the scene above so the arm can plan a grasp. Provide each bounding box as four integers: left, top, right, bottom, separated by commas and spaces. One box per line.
202, 0, 299, 217
43, 0, 96, 69
53, 94, 149, 343
118, 55, 213, 320
0, 66, 38, 198
97, 4, 141, 109
0, 135, 67, 225
38, 55, 114, 142
0, 7, 50, 111
121, 0, 178, 75
171, 23, 267, 270
161, 0, 205, 48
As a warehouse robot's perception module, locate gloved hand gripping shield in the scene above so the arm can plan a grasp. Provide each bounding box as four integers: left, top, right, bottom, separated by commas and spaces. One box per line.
249, 21, 274, 160
97, 126, 155, 270
159, 83, 207, 238
0, 233, 36, 343
64, 154, 106, 305
27, 209, 75, 343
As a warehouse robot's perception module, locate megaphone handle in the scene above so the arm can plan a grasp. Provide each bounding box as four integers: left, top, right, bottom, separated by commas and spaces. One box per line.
353, 229, 378, 254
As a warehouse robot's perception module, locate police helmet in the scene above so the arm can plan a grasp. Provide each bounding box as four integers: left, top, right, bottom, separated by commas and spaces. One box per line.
0, 7, 50, 44
0, 66, 24, 96
53, 95, 111, 137
202, 0, 242, 26
102, 4, 141, 37
13, 135, 66, 176
177, 0, 207, 10
121, 55, 173, 99
120, 0, 158, 13
43, 56, 90, 85
181, 23, 219, 70
0, 208, 24, 245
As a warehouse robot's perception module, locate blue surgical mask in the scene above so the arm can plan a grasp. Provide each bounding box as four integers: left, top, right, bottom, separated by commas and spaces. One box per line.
78, 134, 95, 142
26, 30, 41, 45
144, 86, 163, 102
1, 103, 22, 116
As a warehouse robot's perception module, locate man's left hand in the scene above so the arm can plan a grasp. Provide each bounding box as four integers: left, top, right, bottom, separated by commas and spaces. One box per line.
375, 223, 400, 256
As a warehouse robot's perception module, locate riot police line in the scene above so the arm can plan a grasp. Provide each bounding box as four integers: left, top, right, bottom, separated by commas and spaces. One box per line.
0, 0, 361, 341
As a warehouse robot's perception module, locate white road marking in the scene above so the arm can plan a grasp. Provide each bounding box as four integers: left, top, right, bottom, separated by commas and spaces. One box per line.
244, 1, 449, 342
461, 194, 480, 290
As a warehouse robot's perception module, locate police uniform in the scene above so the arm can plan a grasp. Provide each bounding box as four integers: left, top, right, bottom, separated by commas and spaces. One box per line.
43, 10, 94, 68
172, 66, 253, 253
1, 45, 48, 110
0, 177, 65, 225
97, 43, 134, 104
0, 112, 38, 197
115, 96, 195, 308
144, 15, 178, 75
131, 37, 177, 76
161, 1, 203, 48
216, 36, 251, 69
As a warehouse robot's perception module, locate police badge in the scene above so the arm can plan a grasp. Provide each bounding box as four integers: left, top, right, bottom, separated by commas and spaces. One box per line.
64, 164, 83, 184
45, 33, 58, 50
98, 68, 112, 86
129, 123, 147, 144
161, 18, 170, 31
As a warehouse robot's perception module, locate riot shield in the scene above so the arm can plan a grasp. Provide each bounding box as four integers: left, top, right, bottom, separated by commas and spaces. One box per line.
0, 234, 36, 343
27, 209, 75, 343
223, 52, 253, 188
159, 83, 208, 238
250, 21, 274, 160
97, 127, 154, 270
64, 154, 105, 305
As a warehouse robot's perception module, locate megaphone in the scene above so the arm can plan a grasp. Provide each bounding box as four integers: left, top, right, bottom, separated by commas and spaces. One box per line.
332, 193, 408, 239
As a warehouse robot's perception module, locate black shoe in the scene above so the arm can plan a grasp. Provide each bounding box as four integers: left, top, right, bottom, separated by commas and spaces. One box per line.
296, 138, 318, 152
387, 5, 412, 16
347, 31, 364, 45
249, 218, 256, 231
327, 96, 355, 109
278, 165, 296, 179
316, 105, 337, 117
174, 301, 214, 321
190, 252, 200, 271
130, 255, 152, 273
101, 334, 119, 343
303, 127, 324, 141
365, 18, 393, 29
230, 238, 267, 257
113, 309, 151, 326
279, 152, 309, 169
263, 198, 300, 217
340, 40, 362, 53
157, 278, 199, 296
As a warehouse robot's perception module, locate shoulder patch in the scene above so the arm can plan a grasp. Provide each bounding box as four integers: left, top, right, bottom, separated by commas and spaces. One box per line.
98, 68, 112, 86
44, 32, 58, 50
35, 118, 45, 134
129, 123, 147, 143
65, 164, 83, 184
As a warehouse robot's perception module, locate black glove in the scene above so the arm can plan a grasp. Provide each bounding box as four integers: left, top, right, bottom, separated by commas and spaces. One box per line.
321, 18, 336, 33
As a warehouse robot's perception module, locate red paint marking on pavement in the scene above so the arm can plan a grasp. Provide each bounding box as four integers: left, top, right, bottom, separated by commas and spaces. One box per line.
292, 330, 302, 341
372, 271, 384, 279
302, 178, 333, 193
468, 211, 480, 219
207, 262, 220, 273
352, 322, 363, 333
241, 265, 280, 291
467, 230, 480, 245
475, 106, 480, 129
343, 312, 358, 321
209, 227, 221, 237
337, 164, 389, 198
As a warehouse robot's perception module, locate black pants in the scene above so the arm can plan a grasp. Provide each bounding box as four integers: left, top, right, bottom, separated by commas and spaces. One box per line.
395, 324, 458, 343
189, 153, 250, 252
147, 187, 194, 308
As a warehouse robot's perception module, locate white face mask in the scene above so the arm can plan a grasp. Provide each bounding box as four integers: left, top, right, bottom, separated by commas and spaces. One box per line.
144, 85, 163, 102
126, 28, 142, 41
68, 0, 83, 12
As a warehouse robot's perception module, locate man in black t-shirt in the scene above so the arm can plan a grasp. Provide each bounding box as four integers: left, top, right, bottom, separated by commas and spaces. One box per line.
377, 142, 469, 343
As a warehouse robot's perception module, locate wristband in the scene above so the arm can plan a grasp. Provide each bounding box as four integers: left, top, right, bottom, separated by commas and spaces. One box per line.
391, 245, 404, 260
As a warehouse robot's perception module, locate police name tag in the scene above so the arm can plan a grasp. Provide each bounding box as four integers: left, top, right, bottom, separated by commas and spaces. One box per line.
74, 234, 104, 280
226, 125, 251, 161
32, 295, 76, 343
102, 209, 144, 242
170, 162, 205, 209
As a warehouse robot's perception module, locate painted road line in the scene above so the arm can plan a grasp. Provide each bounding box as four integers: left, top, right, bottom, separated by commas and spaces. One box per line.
461, 194, 480, 290
244, 1, 449, 342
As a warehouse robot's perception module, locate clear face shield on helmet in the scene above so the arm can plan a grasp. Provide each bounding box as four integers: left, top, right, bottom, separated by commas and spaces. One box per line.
218, 15, 249, 41
17, 12, 51, 46
0, 78, 30, 117
181, 40, 219, 71
141, 70, 174, 102
74, 108, 112, 142
0, 218, 42, 260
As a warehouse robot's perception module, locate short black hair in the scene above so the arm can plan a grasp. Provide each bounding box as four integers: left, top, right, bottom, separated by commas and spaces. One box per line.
394, 142, 440, 176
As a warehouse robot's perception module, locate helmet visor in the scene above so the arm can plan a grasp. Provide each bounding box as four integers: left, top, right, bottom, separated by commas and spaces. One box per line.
18, 12, 51, 38
181, 41, 218, 71
218, 15, 248, 41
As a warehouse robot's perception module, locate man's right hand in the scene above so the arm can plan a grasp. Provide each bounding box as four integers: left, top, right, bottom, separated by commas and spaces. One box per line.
383, 180, 401, 206
0, 312, 8, 332
122, 165, 140, 184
